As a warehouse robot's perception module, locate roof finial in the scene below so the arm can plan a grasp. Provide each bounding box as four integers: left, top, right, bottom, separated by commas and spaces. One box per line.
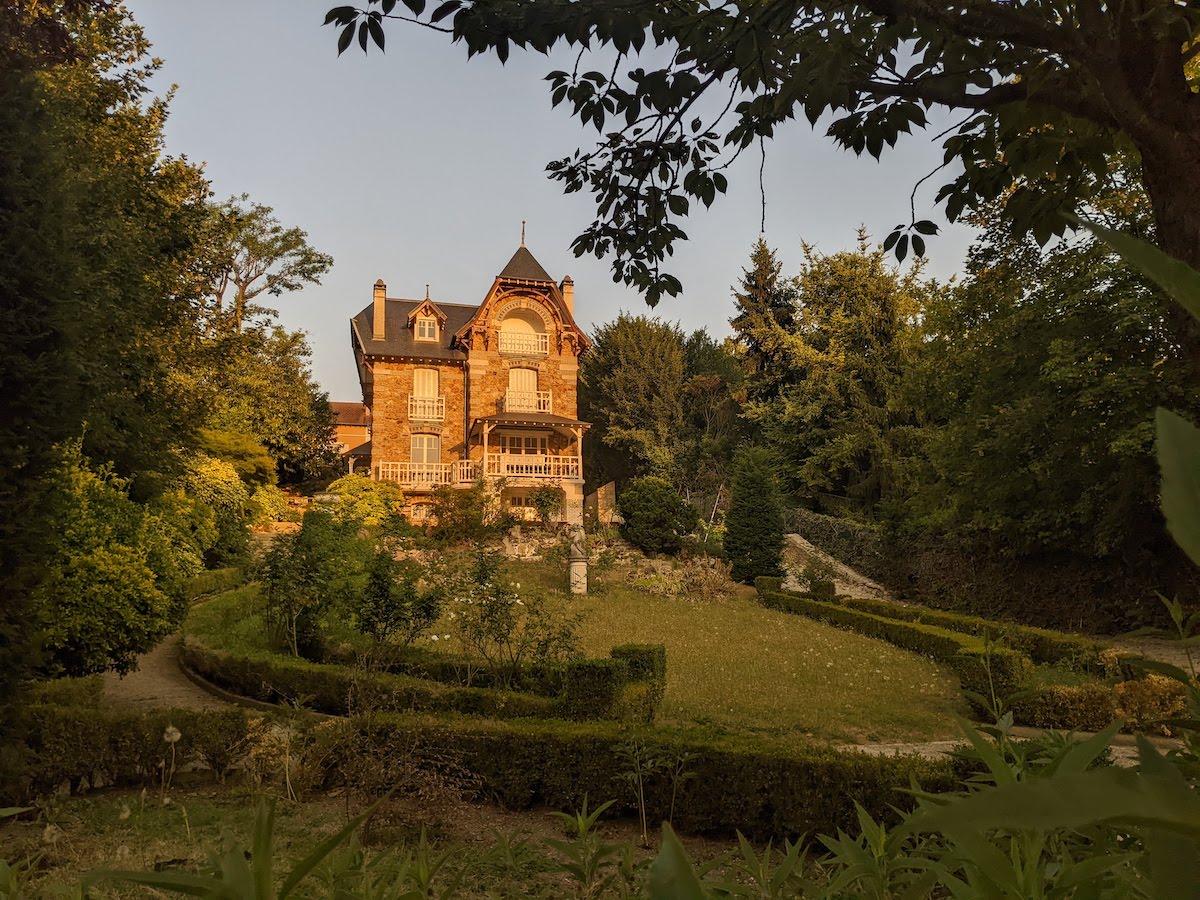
425, 283, 430, 300
520, 220, 526, 247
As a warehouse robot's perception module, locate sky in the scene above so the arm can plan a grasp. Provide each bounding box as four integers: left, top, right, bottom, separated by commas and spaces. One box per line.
126, 0, 977, 401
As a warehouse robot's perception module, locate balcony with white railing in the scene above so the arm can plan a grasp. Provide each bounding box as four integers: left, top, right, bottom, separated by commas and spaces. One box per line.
408, 395, 445, 422
482, 454, 582, 482
498, 332, 549, 356
502, 390, 552, 413
376, 462, 454, 488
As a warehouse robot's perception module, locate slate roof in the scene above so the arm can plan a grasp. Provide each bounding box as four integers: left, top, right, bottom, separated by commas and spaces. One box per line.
499, 245, 555, 283
329, 401, 369, 426
351, 299, 477, 361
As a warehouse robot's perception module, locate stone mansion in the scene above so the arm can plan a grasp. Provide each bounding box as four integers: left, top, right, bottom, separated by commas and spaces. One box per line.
347, 241, 590, 524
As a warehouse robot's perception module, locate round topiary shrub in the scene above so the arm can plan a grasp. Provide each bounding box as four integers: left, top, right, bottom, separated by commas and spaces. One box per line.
617, 477, 698, 555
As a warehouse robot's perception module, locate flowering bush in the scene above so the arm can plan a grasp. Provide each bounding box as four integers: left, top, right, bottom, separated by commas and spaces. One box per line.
444, 553, 581, 687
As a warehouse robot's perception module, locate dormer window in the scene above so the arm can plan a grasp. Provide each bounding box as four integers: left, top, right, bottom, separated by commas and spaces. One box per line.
416, 316, 438, 341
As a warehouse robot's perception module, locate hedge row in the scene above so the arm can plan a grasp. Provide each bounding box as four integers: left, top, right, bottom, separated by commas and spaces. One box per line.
182, 638, 666, 724
317, 712, 958, 839
183, 567, 247, 601
13, 704, 957, 839
829, 593, 1125, 675
14, 705, 253, 798
756, 587, 1033, 698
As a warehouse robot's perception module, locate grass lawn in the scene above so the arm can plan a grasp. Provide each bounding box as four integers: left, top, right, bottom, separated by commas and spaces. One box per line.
507, 558, 967, 745
187, 556, 966, 746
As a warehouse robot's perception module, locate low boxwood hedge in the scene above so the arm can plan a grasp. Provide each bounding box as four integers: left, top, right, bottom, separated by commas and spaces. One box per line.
757, 588, 1034, 699
14, 705, 253, 798
308, 712, 959, 840
183, 567, 247, 601
183, 637, 668, 724
13, 703, 956, 840
829, 594, 1128, 675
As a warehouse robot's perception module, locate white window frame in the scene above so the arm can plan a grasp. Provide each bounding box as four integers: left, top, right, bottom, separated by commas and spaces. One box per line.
416, 315, 438, 341
410, 433, 441, 464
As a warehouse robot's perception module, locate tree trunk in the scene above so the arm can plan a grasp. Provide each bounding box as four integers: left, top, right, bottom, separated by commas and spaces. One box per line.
1138, 143, 1200, 382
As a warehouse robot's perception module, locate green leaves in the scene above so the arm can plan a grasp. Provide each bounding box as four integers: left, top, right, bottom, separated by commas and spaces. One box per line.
647, 823, 707, 900
1157, 409, 1200, 567
1078, 218, 1200, 323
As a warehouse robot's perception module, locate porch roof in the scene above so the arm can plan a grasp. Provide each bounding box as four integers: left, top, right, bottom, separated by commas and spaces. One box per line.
471, 412, 590, 433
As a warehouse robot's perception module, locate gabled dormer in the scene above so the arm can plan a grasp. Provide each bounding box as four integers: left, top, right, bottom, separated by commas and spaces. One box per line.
407, 293, 447, 344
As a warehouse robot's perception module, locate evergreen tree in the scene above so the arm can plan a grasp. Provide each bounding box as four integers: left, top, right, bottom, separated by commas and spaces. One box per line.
729, 239, 797, 402
725, 447, 785, 584
742, 232, 929, 513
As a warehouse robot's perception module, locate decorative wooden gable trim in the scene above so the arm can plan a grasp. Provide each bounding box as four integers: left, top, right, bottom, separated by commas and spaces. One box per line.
406, 298, 448, 326
453, 277, 590, 354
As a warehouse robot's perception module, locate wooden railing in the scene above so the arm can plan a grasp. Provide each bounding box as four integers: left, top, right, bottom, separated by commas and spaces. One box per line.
502, 390, 552, 413
376, 462, 453, 486
483, 454, 582, 481
408, 395, 445, 421
498, 332, 549, 356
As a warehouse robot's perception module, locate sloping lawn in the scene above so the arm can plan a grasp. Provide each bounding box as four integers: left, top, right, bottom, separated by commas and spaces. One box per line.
508, 559, 967, 745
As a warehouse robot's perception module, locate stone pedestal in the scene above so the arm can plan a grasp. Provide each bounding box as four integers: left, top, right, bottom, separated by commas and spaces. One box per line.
568, 526, 588, 594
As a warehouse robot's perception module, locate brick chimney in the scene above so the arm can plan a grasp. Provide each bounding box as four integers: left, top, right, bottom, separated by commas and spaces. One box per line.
372, 279, 386, 340
560, 276, 574, 316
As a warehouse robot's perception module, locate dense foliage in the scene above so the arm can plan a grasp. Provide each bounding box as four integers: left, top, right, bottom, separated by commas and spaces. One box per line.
724, 447, 784, 584
325, 473, 406, 528
618, 477, 699, 556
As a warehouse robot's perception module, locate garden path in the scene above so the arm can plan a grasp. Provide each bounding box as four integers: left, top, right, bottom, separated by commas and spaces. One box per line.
102, 634, 226, 711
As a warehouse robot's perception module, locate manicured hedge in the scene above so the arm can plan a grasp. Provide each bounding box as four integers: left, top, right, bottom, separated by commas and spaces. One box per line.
325, 643, 568, 697
183, 638, 667, 724
757, 588, 1033, 698
182, 639, 561, 720
312, 712, 958, 840
1008, 683, 1116, 732
15, 705, 253, 798
831, 594, 1127, 675
183, 567, 247, 601
13, 704, 956, 840
787, 509, 889, 583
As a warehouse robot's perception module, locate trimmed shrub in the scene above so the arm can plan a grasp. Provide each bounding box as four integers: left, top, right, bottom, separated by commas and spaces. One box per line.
618, 476, 698, 555
1009, 684, 1117, 732
754, 576, 783, 593
724, 447, 785, 583
1114, 675, 1189, 733
789, 509, 889, 582
611, 643, 667, 682
562, 658, 629, 720
832, 594, 1126, 675
757, 588, 1033, 697
17, 705, 254, 798
183, 567, 246, 601
180, 639, 559, 720
323, 712, 957, 840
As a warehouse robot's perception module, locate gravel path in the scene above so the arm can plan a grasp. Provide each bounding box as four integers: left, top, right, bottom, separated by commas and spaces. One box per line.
102, 634, 226, 711
781, 533, 892, 600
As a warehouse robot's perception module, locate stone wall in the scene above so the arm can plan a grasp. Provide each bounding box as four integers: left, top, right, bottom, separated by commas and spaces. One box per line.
369, 360, 467, 474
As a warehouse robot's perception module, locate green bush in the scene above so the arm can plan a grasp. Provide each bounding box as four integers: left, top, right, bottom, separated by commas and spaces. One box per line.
788, 509, 889, 582
754, 576, 783, 593
181, 639, 560, 720
832, 594, 1125, 675
757, 587, 1033, 698
183, 567, 246, 601
610, 643, 667, 681
322, 712, 957, 839
429, 477, 511, 543
249, 483, 293, 525
16, 705, 253, 799
181, 454, 252, 566
325, 474, 405, 528
562, 658, 629, 720
618, 476, 698, 555
724, 446, 785, 583
1009, 684, 1117, 732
